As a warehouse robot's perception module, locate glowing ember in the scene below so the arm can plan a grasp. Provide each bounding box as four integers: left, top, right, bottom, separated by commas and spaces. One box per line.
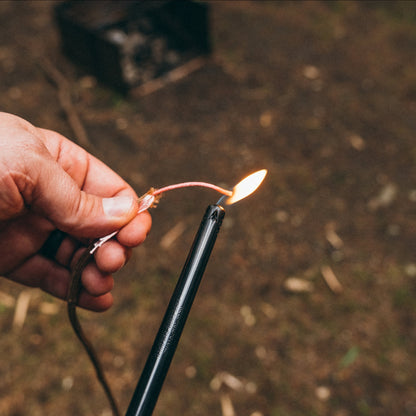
226, 169, 268, 205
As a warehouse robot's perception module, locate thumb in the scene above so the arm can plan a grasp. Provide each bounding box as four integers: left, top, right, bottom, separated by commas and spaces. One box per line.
0, 113, 138, 238
32, 163, 138, 239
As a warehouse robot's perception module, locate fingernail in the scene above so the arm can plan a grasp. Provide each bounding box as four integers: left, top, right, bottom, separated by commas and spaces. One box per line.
103, 196, 135, 218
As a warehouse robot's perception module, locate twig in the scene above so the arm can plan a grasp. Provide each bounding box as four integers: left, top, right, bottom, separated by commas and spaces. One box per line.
160, 221, 186, 249
40, 58, 92, 149
220, 394, 235, 416
210, 372, 245, 392
321, 265, 343, 294
131, 57, 207, 97
13, 290, 32, 331
325, 222, 343, 250
283, 277, 314, 294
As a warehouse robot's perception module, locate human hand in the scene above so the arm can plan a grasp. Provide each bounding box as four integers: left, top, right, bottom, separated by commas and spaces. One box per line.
0, 112, 151, 311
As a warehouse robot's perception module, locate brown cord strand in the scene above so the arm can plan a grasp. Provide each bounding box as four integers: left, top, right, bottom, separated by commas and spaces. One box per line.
67, 246, 121, 416
65, 189, 157, 416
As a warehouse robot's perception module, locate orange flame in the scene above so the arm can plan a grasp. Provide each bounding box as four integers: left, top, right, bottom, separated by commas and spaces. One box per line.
226, 169, 268, 205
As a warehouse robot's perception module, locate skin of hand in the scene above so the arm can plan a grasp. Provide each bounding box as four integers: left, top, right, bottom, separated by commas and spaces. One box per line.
0, 112, 152, 311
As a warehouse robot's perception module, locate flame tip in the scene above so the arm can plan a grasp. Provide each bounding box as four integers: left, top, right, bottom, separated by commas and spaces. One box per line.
226, 169, 267, 205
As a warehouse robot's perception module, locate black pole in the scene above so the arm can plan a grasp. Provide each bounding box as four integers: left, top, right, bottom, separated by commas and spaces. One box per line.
126, 204, 226, 416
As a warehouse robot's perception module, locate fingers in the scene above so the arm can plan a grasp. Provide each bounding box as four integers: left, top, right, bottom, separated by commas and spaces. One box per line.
3, 212, 150, 310
117, 211, 152, 247
93, 240, 131, 273
0, 213, 54, 275
38, 127, 143, 239
93, 211, 151, 272
40, 127, 136, 197
0, 113, 152, 310
1, 124, 141, 239
8, 254, 115, 312
79, 292, 114, 312
80, 262, 114, 296
30, 162, 139, 238
54, 235, 83, 266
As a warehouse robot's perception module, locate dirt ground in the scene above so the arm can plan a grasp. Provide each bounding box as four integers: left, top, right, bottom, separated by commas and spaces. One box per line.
0, 1, 416, 415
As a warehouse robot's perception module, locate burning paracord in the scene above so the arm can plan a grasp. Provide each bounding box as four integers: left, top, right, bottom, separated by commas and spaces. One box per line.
67, 170, 267, 416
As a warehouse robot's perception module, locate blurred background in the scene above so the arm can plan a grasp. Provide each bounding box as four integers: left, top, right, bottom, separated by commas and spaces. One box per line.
0, 1, 416, 415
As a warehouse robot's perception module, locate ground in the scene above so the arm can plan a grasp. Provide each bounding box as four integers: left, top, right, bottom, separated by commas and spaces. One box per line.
0, 1, 416, 415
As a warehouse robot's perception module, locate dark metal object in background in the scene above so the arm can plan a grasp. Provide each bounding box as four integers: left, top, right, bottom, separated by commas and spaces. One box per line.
54, 0, 211, 93
126, 204, 225, 416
